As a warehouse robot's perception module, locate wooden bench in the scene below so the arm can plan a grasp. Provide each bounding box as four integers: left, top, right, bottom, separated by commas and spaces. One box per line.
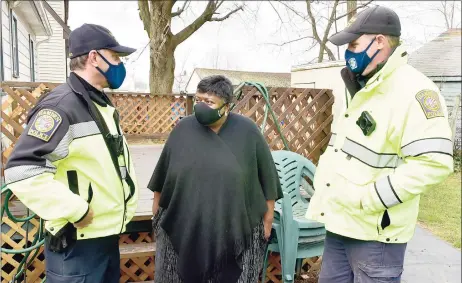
119, 242, 156, 259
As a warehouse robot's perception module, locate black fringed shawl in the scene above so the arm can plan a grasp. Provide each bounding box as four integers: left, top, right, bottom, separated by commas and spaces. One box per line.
148, 113, 283, 283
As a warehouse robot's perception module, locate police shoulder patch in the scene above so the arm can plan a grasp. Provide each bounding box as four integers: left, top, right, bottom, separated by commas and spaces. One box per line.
27, 109, 63, 142
415, 89, 444, 119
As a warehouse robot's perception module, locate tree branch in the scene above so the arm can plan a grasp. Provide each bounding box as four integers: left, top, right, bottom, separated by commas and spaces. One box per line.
211, 5, 243, 21
276, 0, 309, 22
320, 0, 339, 61
172, 1, 242, 47
172, 1, 217, 47
334, 0, 373, 21
138, 0, 151, 37
306, 0, 322, 43
171, 0, 190, 17
267, 36, 314, 47
269, 0, 285, 24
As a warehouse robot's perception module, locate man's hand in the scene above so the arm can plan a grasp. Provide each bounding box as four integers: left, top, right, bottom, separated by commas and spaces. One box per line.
73, 207, 94, 229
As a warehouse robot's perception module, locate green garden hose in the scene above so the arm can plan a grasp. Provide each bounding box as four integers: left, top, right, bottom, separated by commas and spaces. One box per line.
1, 183, 46, 282
231, 82, 290, 150
1, 82, 285, 282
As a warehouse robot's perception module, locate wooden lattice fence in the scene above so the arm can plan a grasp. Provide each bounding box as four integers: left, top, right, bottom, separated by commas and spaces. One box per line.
233, 86, 334, 164
109, 92, 194, 140
1, 81, 334, 282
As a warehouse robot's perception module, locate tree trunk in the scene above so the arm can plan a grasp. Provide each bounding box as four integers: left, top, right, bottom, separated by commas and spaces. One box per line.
148, 1, 175, 94
149, 40, 176, 94
347, 0, 358, 21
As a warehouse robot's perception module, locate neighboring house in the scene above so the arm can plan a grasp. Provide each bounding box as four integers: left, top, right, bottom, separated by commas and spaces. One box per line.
291, 60, 346, 123
409, 29, 461, 110
409, 28, 461, 147
1, 0, 70, 172
185, 68, 291, 93
1, 0, 69, 83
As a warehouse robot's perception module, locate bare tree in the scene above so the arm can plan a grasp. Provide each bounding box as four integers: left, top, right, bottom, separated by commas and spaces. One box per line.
437, 0, 459, 29
173, 52, 190, 92
273, 0, 373, 63
347, 0, 358, 21
138, 1, 244, 94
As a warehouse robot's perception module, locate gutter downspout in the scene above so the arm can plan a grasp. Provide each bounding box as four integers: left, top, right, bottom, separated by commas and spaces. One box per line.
30, 1, 51, 36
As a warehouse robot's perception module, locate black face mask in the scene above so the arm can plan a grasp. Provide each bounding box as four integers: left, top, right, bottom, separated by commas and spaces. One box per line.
194, 102, 227, 126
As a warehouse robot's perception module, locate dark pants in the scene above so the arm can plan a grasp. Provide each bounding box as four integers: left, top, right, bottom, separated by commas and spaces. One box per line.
319, 231, 407, 283
44, 235, 120, 283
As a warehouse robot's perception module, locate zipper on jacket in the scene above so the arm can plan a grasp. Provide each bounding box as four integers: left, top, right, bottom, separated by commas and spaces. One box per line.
120, 185, 127, 234
70, 83, 132, 235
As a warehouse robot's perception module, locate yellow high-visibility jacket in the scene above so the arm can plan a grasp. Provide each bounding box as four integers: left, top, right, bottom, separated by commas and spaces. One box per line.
306, 45, 454, 243
5, 73, 139, 240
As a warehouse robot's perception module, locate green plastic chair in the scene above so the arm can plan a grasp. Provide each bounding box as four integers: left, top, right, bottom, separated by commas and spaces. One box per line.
261, 150, 326, 283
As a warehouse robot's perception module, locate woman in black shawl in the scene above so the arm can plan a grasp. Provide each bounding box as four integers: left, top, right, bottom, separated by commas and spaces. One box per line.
149, 75, 283, 283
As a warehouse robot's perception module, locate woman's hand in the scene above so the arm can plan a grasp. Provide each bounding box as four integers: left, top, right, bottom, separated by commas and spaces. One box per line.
152, 192, 161, 215
263, 200, 275, 241
263, 219, 272, 241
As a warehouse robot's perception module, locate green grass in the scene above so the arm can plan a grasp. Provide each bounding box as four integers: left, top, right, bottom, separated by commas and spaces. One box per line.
418, 172, 461, 249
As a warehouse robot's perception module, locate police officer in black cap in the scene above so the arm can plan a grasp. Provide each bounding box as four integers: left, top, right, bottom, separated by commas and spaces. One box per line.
5, 23, 139, 282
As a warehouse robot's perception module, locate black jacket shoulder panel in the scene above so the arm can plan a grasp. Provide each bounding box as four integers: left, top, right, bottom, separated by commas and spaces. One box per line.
31, 83, 93, 125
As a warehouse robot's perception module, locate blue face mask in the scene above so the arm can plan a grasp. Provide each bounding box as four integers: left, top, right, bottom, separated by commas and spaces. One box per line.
96, 51, 126, 89
345, 38, 380, 75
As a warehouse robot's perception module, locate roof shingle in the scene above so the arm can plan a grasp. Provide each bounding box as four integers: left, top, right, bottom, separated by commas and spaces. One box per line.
409, 29, 461, 78
193, 68, 291, 87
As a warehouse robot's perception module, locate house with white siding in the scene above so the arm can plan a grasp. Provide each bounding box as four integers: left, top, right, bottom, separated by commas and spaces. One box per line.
185, 68, 291, 94
1, 0, 70, 168
1, 0, 69, 83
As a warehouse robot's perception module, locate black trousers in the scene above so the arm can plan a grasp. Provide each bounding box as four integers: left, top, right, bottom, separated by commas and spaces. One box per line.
44, 235, 120, 283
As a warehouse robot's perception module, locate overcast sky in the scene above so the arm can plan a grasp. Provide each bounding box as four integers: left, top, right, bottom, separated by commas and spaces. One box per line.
68, 1, 461, 92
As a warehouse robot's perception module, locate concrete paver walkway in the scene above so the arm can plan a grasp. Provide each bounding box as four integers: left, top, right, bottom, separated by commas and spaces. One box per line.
402, 226, 461, 283
129, 145, 461, 283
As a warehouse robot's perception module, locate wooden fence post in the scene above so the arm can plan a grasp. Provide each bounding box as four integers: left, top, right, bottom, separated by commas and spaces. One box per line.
186, 95, 194, 116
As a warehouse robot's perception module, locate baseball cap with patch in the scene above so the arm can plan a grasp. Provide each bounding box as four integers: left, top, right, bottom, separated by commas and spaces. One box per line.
329, 5, 401, 46
68, 23, 136, 59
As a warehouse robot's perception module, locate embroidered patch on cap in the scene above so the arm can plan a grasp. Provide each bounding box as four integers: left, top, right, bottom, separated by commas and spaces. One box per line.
27, 109, 63, 142
415, 90, 444, 119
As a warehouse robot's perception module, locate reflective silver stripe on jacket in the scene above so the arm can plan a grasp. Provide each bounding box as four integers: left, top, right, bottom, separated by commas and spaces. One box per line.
120, 166, 127, 179
374, 176, 402, 209
342, 138, 399, 168
45, 121, 101, 162
401, 138, 453, 157
5, 165, 57, 184
328, 133, 337, 146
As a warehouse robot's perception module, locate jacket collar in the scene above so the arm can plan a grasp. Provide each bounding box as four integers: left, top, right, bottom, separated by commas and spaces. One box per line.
67, 72, 111, 107
363, 44, 408, 91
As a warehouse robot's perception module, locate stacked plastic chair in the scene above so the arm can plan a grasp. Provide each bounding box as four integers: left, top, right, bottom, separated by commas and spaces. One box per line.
261, 150, 326, 283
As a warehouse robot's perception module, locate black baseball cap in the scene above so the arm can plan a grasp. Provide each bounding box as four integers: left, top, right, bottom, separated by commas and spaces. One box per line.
329, 5, 401, 46
68, 23, 136, 59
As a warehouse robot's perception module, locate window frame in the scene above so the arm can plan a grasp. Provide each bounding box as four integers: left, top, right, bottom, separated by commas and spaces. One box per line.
29, 35, 35, 82
10, 9, 19, 78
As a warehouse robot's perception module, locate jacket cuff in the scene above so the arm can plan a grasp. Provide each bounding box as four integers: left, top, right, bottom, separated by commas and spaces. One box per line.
68, 201, 89, 223
361, 183, 386, 214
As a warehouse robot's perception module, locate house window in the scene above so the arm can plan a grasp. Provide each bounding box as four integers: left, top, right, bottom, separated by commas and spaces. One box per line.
29, 36, 35, 82
10, 10, 19, 78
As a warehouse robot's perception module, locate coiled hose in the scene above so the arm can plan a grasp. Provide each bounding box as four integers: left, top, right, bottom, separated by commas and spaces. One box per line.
231, 81, 290, 150
1, 81, 282, 283
1, 183, 46, 283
